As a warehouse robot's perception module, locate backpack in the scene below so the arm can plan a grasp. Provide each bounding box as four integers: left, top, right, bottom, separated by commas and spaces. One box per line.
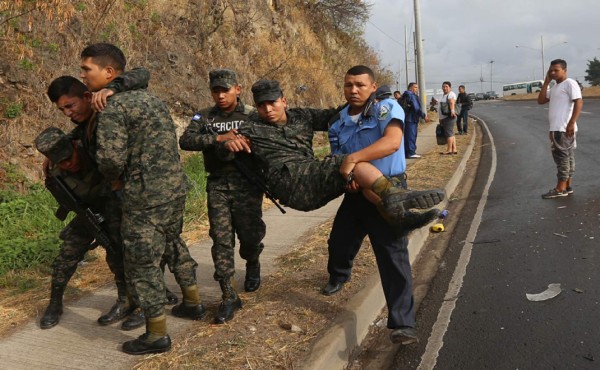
398, 92, 412, 112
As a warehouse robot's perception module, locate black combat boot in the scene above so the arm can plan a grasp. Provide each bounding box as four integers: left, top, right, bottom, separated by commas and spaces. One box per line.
372, 176, 445, 215
171, 285, 207, 320
40, 285, 65, 329
244, 260, 261, 292
122, 314, 171, 355
214, 278, 242, 324
121, 308, 145, 331
98, 296, 134, 326
165, 287, 179, 305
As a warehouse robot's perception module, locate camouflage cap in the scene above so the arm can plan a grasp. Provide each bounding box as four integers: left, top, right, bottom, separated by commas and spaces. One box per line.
34, 127, 73, 163
209, 69, 238, 89
376, 84, 392, 99
251, 79, 283, 104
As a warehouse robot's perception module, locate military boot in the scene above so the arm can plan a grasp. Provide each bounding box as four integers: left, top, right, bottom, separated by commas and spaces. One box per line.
244, 260, 261, 292
40, 285, 65, 329
165, 287, 179, 305
214, 278, 242, 324
171, 285, 206, 320
121, 308, 145, 331
371, 176, 444, 219
122, 314, 171, 355
392, 208, 442, 233
98, 296, 134, 326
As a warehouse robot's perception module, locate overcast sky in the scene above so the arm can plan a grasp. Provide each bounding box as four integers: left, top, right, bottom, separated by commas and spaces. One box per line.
364, 0, 599, 97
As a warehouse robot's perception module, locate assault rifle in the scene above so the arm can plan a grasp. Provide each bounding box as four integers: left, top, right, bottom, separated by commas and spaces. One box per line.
45, 174, 115, 252
233, 159, 286, 214
203, 123, 286, 214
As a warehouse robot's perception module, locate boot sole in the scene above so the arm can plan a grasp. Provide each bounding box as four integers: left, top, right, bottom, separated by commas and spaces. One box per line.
122, 345, 172, 355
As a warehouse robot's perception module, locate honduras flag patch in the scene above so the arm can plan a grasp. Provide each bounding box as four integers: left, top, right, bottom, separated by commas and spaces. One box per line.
192, 113, 202, 121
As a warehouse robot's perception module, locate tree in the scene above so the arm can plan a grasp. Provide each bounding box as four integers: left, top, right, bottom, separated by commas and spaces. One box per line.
300, 0, 372, 35
584, 57, 600, 86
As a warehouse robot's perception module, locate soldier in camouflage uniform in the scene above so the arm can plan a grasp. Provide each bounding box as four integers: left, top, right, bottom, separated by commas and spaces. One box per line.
222, 80, 445, 229
39, 73, 161, 331
179, 69, 266, 324
80, 43, 204, 355
34, 127, 130, 330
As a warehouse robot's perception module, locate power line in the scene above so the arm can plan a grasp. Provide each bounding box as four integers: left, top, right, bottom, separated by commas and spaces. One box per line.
366, 20, 405, 47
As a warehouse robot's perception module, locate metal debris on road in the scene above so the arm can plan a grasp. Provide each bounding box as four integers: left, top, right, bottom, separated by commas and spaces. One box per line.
526, 283, 562, 301
553, 232, 568, 238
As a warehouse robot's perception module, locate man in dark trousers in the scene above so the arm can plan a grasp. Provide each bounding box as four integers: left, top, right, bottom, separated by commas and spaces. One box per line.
401, 82, 428, 158
324, 66, 422, 345
179, 69, 266, 325
456, 85, 473, 135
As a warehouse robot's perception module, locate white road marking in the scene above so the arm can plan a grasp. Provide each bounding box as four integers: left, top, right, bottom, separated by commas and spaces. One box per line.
418, 115, 498, 370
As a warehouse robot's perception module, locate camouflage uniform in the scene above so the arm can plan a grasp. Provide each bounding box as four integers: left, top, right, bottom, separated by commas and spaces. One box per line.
180, 101, 265, 281
235, 107, 344, 211
95, 89, 197, 318
39, 132, 126, 297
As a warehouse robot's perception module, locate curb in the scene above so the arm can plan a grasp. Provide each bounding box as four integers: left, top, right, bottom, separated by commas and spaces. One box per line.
302, 122, 478, 370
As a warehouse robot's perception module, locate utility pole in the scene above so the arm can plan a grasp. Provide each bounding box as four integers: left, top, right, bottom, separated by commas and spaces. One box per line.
489, 60, 494, 92
413, 0, 426, 107
404, 24, 409, 89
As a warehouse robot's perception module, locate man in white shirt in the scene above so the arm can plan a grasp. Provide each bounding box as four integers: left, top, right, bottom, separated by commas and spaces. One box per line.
537, 59, 583, 199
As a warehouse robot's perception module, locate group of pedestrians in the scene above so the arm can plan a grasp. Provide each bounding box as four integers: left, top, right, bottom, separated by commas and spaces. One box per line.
34, 43, 445, 355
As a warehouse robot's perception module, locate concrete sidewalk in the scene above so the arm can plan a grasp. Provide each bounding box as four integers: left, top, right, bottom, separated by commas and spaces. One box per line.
0, 120, 473, 370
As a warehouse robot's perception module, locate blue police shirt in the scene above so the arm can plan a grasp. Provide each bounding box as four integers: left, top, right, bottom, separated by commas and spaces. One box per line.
329, 98, 406, 177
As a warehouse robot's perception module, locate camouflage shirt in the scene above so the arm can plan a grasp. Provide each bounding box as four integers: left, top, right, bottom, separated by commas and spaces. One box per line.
235, 108, 339, 178
95, 90, 187, 210
47, 141, 110, 211
69, 67, 151, 164
179, 102, 255, 174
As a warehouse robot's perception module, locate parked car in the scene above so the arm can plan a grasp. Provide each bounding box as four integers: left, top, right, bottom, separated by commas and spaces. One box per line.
486, 91, 498, 99
467, 92, 476, 102
475, 93, 486, 101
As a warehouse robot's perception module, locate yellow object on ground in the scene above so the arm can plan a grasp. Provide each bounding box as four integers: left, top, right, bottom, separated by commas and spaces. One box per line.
431, 223, 445, 232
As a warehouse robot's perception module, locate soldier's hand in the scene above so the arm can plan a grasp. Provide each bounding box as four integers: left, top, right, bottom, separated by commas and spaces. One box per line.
224, 136, 252, 153
217, 129, 238, 143
91, 89, 115, 112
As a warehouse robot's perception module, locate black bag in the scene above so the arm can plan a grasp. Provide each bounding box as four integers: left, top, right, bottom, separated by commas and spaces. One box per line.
436, 123, 446, 145
398, 92, 412, 112
440, 102, 461, 116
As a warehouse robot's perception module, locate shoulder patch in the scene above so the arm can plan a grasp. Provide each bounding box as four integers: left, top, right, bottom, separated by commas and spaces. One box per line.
192, 113, 202, 121
378, 104, 390, 120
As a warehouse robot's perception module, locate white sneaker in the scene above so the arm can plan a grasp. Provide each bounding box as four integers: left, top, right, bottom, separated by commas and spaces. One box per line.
408, 154, 422, 159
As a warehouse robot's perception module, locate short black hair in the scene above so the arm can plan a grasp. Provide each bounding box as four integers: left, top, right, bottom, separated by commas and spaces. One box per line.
443, 81, 452, 87
346, 65, 375, 81
459, 85, 466, 89
550, 59, 567, 70
81, 43, 126, 72
407, 82, 417, 89
47, 76, 89, 103
393, 90, 401, 95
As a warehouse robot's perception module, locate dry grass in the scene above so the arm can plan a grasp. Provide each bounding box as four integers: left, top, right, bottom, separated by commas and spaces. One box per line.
0, 248, 113, 337
502, 85, 600, 101
0, 110, 476, 367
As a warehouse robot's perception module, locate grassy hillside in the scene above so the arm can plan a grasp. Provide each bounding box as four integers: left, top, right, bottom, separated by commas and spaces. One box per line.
0, 0, 390, 183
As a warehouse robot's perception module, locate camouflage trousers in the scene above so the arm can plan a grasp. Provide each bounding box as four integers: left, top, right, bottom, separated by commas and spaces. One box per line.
268, 155, 347, 212
122, 196, 197, 318
52, 203, 126, 296
207, 173, 266, 281
550, 131, 576, 181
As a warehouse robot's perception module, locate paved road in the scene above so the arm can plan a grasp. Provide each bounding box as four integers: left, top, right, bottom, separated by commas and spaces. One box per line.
393, 99, 600, 369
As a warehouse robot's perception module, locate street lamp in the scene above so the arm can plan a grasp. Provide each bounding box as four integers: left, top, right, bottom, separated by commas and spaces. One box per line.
516, 36, 567, 79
